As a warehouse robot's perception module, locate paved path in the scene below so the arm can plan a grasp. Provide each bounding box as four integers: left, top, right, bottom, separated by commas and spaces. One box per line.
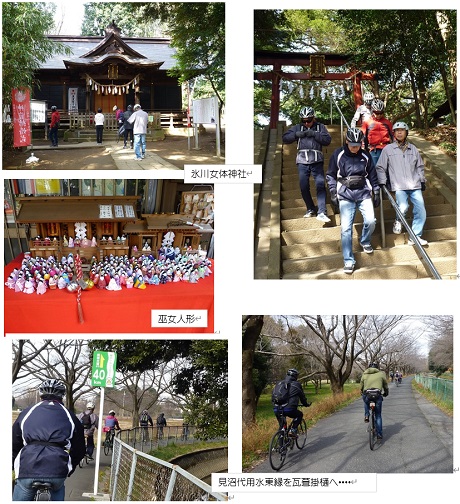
252, 377, 453, 473
65, 450, 112, 501
29, 142, 181, 171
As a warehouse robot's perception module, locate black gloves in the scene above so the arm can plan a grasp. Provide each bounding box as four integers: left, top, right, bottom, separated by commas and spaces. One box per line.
373, 192, 381, 208
295, 129, 315, 138
421, 182, 426, 191
383, 391, 388, 397
330, 191, 339, 212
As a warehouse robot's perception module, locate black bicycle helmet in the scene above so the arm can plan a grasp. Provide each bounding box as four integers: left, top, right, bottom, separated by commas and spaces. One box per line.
39, 378, 66, 399
368, 362, 379, 369
286, 368, 299, 379
346, 127, 364, 145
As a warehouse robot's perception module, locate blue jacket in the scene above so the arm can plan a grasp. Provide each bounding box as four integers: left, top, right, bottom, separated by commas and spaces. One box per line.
282, 121, 331, 165
327, 144, 379, 202
13, 399, 86, 479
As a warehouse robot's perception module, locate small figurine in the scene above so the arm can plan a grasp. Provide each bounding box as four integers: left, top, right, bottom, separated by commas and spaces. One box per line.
68, 237, 74, 247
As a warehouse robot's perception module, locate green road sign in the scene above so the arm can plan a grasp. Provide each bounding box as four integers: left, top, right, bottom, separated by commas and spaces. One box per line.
91, 351, 117, 388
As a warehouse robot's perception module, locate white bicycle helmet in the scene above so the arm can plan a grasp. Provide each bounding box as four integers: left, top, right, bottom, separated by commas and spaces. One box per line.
371, 98, 385, 113
299, 106, 315, 119
363, 91, 375, 104
346, 127, 364, 145
86, 402, 95, 409
392, 121, 409, 132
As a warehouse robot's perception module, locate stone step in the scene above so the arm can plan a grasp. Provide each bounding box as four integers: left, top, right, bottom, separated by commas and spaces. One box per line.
282, 240, 456, 274
280, 202, 454, 222
281, 225, 457, 247
281, 227, 457, 259
281, 194, 445, 210
282, 256, 457, 280
281, 212, 456, 233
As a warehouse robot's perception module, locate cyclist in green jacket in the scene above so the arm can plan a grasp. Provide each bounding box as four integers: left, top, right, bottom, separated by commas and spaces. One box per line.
360, 362, 389, 440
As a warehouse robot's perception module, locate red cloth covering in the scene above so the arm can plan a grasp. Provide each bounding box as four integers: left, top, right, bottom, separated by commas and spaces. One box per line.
4, 255, 214, 334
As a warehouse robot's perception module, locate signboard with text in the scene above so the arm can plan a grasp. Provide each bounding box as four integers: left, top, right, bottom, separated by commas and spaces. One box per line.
91, 351, 117, 388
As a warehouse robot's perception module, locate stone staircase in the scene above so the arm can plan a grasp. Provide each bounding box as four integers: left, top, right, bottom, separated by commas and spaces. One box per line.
255, 124, 457, 279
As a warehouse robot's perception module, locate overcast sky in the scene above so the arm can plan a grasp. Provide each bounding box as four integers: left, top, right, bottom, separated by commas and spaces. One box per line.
53, 0, 85, 35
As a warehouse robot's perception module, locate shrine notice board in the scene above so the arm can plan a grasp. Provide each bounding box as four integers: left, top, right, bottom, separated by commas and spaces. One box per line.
4, 255, 214, 334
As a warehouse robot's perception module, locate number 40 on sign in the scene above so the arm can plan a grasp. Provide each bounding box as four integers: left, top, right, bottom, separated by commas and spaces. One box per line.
91, 351, 117, 388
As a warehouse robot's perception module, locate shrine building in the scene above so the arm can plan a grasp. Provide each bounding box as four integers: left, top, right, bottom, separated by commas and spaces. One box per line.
32, 21, 182, 119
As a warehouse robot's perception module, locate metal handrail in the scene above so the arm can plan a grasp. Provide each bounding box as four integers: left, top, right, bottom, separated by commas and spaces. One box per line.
381, 185, 442, 280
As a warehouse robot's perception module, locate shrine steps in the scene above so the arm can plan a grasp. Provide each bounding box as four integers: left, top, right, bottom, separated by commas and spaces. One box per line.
254, 124, 457, 280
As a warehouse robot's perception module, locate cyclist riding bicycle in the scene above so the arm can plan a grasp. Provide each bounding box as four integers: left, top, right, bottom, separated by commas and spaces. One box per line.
77, 402, 99, 460
104, 410, 120, 439
272, 368, 310, 437
12, 378, 86, 501
360, 362, 389, 441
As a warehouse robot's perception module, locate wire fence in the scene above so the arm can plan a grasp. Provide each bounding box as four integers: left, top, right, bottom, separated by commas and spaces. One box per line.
110, 437, 227, 501
414, 374, 453, 402
118, 424, 204, 452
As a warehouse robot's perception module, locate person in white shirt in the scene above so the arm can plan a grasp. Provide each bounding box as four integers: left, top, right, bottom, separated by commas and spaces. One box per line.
127, 104, 149, 160
94, 108, 105, 144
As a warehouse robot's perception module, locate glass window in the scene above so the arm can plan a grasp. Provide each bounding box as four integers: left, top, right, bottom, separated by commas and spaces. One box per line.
115, 179, 125, 195
105, 179, 114, 196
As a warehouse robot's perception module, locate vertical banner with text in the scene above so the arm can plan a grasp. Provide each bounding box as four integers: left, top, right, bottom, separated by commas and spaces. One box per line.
12, 88, 31, 147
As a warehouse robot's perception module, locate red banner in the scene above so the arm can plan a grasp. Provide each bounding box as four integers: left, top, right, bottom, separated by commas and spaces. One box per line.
12, 88, 31, 147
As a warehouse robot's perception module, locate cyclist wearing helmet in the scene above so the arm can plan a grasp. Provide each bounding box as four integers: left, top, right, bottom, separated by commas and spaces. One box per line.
360, 362, 389, 441
376, 121, 428, 246
350, 91, 374, 128
12, 378, 85, 501
362, 98, 393, 166
282, 106, 332, 223
272, 369, 310, 437
77, 401, 99, 460
139, 409, 154, 441
104, 410, 121, 432
326, 127, 380, 274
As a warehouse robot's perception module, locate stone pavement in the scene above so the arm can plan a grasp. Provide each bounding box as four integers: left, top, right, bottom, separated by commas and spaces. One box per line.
29, 141, 181, 171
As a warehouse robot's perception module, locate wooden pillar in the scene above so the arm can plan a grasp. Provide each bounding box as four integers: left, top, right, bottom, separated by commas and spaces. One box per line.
269, 64, 281, 129
353, 72, 363, 107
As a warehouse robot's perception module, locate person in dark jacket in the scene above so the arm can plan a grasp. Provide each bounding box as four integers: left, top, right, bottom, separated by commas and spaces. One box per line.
272, 368, 310, 437
12, 379, 85, 501
326, 127, 381, 275
360, 362, 389, 440
139, 409, 153, 441
123, 104, 134, 148
282, 106, 332, 223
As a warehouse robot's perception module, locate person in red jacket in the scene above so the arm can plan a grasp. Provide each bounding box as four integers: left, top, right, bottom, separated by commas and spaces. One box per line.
361, 99, 393, 167
49, 106, 61, 147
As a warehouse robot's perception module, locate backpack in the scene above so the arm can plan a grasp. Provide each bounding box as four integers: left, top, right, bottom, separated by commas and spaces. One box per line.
140, 412, 149, 424
272, 380, 291, 407
81, 412, 92, 429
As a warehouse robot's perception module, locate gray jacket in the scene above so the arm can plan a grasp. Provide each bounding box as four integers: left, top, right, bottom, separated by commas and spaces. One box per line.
375, 141, 426, 191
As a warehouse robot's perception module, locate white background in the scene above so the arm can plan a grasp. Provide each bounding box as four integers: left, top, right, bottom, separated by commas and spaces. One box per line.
2, 0, 459, 502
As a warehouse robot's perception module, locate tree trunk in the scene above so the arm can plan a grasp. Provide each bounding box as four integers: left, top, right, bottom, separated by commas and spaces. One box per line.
242, 316, 264, 429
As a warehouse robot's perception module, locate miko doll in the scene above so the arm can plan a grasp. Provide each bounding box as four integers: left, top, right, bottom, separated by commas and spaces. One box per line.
36, 277, 47, 295
106, 277, 121, 291
14, 272, 26, 292
48, 275, 57, 290
126, 274, 134, 289
5, 272, 17, 289
23, 274, 35, 294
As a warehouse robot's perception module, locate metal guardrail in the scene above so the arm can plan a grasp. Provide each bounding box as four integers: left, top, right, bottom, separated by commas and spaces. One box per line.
381, 186, 442, 279
110, 437, 227, 501
118, 425, 200, 453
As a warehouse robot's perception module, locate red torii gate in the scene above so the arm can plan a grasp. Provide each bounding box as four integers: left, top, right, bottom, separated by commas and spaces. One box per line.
255, 50, 377, 129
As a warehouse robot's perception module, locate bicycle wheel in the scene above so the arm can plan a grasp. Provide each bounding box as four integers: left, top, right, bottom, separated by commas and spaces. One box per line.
104, 440, 110, 456
369, 413, 376, 450
269, 431, 287, 471
295, 420, 307, 449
